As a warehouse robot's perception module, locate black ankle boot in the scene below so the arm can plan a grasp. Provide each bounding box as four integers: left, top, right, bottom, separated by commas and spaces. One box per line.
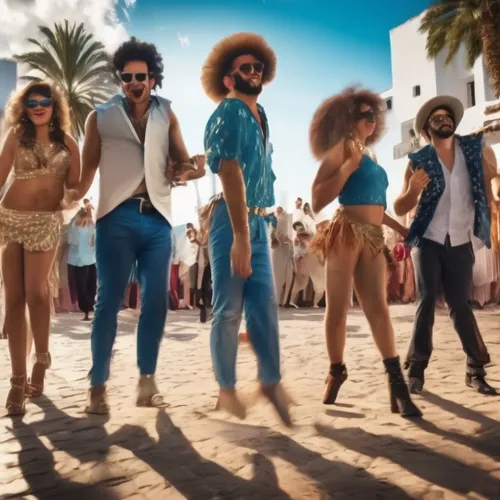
384, 357, 422, 418
323, 363, 347, 405
466, 374, 497, 395
406, 362, 425, 394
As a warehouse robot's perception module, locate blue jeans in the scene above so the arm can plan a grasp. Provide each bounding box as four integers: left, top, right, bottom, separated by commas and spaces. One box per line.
209, 200, 281, 389
90, 199, 172, 387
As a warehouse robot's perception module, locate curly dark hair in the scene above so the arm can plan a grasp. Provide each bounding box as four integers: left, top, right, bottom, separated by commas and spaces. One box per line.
5, 81, 71, 152
112, 37, 164, 89
309, 86, 386, 160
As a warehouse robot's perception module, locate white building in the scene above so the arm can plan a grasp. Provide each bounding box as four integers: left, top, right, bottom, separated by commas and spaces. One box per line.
374, 13, 500, 207
0, 59, 17, 136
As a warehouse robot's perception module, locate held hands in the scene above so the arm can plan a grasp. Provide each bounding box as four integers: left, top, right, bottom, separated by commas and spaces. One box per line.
231, 233, 252, 278
60, 189, 80, 210
167, 155, 207, 187
409, 169, 430, 194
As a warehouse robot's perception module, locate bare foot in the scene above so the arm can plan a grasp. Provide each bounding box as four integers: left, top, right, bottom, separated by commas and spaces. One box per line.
261, 383, 294, 427
215, 389, 247, 420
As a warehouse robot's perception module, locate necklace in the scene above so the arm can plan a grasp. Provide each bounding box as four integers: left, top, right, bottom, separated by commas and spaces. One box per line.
354, 139, 365, 153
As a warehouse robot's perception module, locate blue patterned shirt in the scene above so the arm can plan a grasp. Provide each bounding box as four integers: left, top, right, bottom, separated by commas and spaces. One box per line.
204, 98, 276, 208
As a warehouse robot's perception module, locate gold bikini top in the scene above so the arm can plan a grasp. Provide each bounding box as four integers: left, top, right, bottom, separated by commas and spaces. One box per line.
14, 142, 70, 180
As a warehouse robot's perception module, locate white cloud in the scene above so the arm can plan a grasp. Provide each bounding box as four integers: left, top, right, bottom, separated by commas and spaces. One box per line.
0, 0, 134, 57
177, 32, 190, 48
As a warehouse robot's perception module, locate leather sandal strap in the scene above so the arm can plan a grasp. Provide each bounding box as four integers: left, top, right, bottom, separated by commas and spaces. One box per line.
32, 352, 52, 368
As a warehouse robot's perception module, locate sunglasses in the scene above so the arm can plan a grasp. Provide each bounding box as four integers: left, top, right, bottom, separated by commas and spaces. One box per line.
120, 72, 153, 83
357, 110, 376, 123
429, 114, 453, 125
234, 62, 265, 76
25, 98, 53, 108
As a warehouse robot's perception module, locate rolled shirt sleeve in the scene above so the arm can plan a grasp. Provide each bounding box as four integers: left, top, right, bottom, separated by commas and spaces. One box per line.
205, 100, 245, 174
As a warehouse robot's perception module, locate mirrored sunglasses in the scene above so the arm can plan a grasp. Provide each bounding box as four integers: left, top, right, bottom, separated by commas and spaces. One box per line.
25, 98, 53, 108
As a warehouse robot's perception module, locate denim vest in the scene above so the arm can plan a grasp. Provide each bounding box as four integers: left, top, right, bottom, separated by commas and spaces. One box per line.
405, 133, 491, 249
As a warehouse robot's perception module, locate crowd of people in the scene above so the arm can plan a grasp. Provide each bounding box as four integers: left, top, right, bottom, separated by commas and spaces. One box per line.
0, 31, 499, 426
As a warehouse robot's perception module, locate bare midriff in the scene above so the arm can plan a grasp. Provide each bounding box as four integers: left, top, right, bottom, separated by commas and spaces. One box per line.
1, 176, 65, 212
341, 204, 386, 227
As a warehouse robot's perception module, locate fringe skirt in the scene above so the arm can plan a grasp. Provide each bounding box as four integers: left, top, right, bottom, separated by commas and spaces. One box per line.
310, 208, 385, 263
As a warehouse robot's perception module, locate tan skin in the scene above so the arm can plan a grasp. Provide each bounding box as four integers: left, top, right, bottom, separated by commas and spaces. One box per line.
77, 60, 205, 202
394, 108, 500, 218
0, 93, 80, 407
311, 104, 406, 365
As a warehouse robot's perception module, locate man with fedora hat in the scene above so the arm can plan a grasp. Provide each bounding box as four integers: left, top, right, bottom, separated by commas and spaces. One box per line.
201, 32, 292, 426
394, 95, 500, 395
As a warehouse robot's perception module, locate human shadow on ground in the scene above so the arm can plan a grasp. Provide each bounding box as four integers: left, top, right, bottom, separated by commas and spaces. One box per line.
3, 417, 120, 500
315, 423, 500, 498
108, 409, 291, 499
414, 390, 500, 461
212, 420, 413, 499
421, 390, 499, 430
28, 396, 111, 464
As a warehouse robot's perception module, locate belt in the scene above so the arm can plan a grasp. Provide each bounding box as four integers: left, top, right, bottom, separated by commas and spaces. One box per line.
248, 206, 268, 217
129, 195, 158, 215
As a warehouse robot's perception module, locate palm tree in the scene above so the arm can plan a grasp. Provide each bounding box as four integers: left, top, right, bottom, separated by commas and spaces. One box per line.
14, 20, 118, 139
420, 0, 500, 112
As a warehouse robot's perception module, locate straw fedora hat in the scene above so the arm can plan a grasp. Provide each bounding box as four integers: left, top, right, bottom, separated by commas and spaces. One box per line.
414, 95, 464, 136
201, 32, 277, 103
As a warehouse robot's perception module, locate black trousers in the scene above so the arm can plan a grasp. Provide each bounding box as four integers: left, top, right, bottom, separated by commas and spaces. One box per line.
406, 237, 490, 376
69, 264, 97, 314
199, 263, 212, 308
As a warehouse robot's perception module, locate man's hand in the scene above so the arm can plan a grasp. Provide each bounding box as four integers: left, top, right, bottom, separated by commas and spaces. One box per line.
408, 168, 430, 194
491, 176, 500, 203
231, 234, 252, 278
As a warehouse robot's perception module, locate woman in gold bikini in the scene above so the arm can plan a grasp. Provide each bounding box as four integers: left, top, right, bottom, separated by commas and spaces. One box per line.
0, 82, 80, 415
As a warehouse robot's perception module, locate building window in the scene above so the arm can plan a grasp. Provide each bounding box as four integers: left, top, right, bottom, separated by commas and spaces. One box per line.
413, 85, 421, 97
467, 80, 476, 107
386, 98, 393, 110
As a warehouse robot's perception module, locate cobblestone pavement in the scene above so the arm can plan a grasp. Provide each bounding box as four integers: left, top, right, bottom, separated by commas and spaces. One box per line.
1, 305, 499, 499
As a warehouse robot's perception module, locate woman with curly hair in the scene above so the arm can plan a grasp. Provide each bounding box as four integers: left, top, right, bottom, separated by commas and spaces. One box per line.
310, 87, 421, 418
0, 81, 80, 415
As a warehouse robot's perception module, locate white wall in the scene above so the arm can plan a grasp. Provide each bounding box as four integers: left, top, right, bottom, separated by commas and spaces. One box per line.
390, 15, 437, 126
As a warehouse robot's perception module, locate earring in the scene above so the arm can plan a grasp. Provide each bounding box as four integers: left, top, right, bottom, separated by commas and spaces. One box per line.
49, 120, 55, 132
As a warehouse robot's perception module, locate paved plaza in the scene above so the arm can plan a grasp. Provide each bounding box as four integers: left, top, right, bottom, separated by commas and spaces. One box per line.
1, 305, 499, 499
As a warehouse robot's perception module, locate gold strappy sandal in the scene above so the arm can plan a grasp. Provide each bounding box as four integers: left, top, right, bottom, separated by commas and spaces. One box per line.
6, 375, 28, 416
29, 352, 51, 398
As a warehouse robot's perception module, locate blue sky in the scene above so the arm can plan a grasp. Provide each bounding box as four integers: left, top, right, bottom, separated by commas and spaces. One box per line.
123, 0, 431, 223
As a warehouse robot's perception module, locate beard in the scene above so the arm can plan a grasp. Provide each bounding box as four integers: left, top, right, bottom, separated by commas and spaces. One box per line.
233, 73, 262, 96
431, 124, 455, 139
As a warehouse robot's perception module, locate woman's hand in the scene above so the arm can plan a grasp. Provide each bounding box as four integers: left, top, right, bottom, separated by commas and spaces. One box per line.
60, 189, 80, 210
342, 140, 363, 173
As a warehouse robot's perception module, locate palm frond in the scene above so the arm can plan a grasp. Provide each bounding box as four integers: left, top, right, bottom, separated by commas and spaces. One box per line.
15, 20, 116, 139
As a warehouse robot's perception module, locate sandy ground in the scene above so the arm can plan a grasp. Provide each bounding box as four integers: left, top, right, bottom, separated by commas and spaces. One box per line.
0, 305, 499, 499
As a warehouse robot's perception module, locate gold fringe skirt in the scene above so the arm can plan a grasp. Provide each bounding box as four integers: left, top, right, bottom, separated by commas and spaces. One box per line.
310, 208, 385, 264
0, 206, 63, 252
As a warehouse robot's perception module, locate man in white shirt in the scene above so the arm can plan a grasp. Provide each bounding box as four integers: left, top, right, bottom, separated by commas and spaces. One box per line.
394, 95, 500, 396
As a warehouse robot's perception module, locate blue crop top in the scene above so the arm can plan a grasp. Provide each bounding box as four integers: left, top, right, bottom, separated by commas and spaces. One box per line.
338, 154, 388, 209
